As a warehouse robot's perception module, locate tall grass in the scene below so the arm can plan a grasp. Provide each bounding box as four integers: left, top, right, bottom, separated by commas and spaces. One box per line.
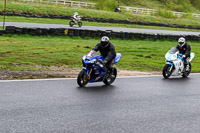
182, 13, 194, 19
154, 10, 178, 19
96, 0, 118, 11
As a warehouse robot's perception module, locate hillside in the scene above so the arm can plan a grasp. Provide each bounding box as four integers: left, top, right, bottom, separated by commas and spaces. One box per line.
1, 1, 200, 27
73, 0, 200, 13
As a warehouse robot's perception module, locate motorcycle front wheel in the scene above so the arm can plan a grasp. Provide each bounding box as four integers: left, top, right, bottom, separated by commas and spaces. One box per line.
182, 63, 191, 78
163, 64, 173, 79
77, 70, 88, 87
78, 22, 82, 27
103, 67, 117, 85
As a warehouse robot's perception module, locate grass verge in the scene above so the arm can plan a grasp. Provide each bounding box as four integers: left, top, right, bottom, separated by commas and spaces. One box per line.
1, 16, 200, 32
1, 1, 200, 27
0, 34, 200, 72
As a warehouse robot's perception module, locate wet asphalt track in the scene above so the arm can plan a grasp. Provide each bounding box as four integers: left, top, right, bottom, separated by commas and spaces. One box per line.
1, 22, 200, 36
1, 74, 200, 133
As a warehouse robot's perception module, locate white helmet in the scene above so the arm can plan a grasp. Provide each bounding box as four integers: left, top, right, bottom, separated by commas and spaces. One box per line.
101, 36, 110, 48
178, 37, 186, 47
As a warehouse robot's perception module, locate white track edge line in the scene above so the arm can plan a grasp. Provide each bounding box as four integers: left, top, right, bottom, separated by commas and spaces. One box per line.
0, 73, 200, 83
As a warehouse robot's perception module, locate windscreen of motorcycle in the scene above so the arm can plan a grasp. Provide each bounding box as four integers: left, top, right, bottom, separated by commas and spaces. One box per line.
165, 47, 179, 61
169, 47, 179, 54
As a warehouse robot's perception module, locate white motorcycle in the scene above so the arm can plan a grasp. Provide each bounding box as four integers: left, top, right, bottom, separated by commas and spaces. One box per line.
69, 16, 82, 27
163, 47, 195, 79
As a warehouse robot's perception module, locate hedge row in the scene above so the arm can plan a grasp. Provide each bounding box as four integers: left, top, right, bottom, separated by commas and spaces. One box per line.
1, 11, 200, 30
1, 26, 200, 41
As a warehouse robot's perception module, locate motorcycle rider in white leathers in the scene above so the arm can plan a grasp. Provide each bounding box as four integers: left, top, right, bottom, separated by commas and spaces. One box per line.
72, 12, 80, 22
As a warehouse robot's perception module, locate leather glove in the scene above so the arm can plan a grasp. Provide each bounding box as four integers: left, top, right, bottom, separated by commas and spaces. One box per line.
182, 55, 186, 58
102, 60, 108, 65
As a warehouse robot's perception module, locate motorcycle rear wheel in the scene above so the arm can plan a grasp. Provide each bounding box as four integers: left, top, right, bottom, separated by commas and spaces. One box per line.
77, 70, 88, 87
103, 67, 117, 85
163, 64, 173, 79
69, 21, 74, 27
182, 63, 191, 78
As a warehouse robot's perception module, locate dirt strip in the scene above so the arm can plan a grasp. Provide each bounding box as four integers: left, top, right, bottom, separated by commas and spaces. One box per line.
0, 69, 161, 80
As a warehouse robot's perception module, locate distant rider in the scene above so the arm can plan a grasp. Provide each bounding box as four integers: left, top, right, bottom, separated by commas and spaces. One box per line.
87, 36, 116, 75
176, 37, 191, 71
72, 12, 80, 22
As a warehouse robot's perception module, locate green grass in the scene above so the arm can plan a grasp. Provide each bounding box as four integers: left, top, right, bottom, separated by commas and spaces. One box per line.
1, 16, 200, 32
0, 34, 200, 72
1, 1, 200, 27
14, 0, 200, 13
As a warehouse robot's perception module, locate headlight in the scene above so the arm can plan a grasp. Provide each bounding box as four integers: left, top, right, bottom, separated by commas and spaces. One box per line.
83, 56, 86, 60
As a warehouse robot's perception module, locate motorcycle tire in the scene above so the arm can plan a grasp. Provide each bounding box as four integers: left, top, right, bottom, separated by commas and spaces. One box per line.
69, 21, 74, 27
103, 67, 117, 85
78, 22, 82, 27
77, 70, 88, 87
163, 64, 173, 79
182, 63, 191, 78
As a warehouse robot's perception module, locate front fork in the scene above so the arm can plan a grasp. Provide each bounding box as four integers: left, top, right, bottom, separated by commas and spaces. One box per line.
166, 62, 174, 72
169, 65, 173, 72
83, 67, 92, 80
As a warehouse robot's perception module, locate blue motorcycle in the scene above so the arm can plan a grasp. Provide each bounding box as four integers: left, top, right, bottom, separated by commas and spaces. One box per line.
77, 53, 122, 87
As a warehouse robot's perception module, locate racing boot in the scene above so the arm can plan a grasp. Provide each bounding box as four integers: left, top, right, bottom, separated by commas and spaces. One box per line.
184, 57, 190, 72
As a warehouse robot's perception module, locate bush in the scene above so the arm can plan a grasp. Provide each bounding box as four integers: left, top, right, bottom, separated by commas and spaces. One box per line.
182, 13, 194, 19
154, 10, 178, 19
190, 0, 200, 10
96, 0, 118, 11
160, 0, 192, 12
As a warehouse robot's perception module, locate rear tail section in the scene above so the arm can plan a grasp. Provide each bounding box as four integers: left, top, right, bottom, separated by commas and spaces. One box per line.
114, 53, 121, 64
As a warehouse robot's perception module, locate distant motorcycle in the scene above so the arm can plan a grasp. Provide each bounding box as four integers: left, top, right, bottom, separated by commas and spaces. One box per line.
77, 53, 122, 87
163, 47, 195, 79
69, 16, 82, 27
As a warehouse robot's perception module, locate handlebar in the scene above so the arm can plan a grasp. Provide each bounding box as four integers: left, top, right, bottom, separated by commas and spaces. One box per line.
96, 58, 106, 68
96, 58, 103, 64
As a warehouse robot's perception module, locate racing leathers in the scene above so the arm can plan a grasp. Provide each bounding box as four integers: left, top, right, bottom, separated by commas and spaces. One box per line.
72, 14, 80, 22
176, 43, 191, 67
88, 42, 116, 74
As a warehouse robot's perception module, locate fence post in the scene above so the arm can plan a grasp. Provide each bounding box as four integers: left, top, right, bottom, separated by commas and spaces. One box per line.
147, 9, 151, 15
136, 8, 138, 13
141, 9, 144, 14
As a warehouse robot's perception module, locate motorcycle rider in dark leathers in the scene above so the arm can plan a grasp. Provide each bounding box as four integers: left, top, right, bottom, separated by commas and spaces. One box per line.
87, 36, 116, 76
176, 37, 191, 71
